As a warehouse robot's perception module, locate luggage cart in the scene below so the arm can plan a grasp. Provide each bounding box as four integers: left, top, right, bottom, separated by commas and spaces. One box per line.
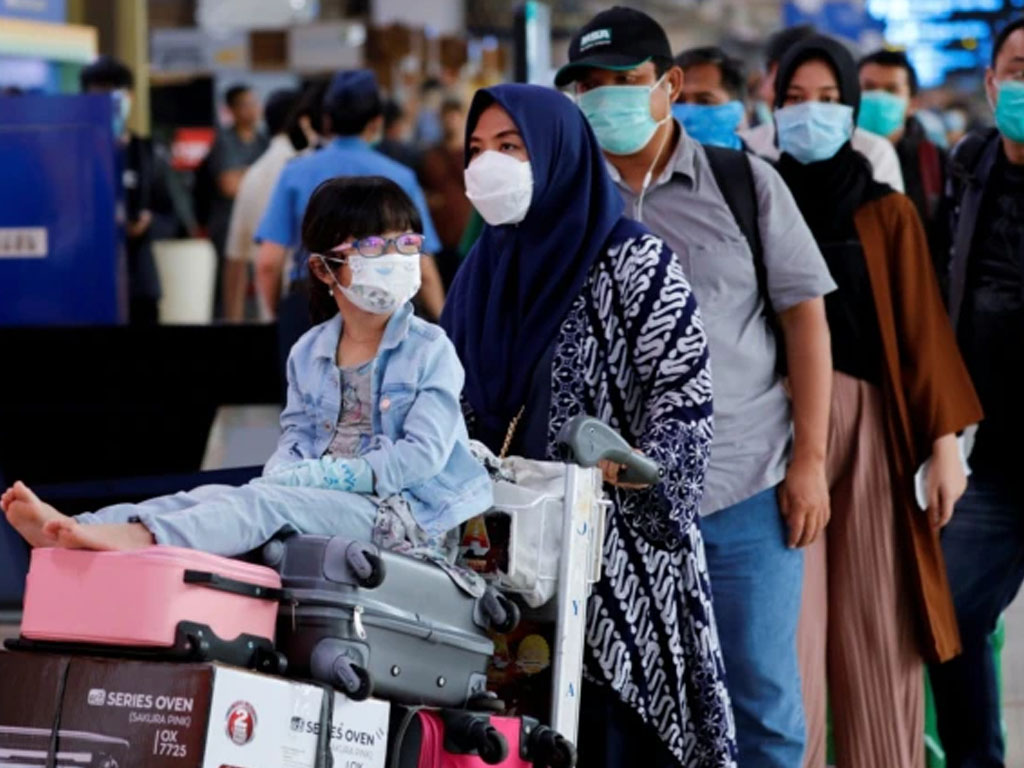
479, 416, 660, 746
547, 463, 606, 746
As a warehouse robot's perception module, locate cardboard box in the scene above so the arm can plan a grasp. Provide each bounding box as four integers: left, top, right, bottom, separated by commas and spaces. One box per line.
0, 652, 389, 768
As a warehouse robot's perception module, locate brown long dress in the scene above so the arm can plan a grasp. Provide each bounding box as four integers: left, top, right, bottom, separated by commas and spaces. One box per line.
799, 193, 983, 768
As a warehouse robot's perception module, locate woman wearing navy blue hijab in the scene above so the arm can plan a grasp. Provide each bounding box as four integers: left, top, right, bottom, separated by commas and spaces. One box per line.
442, 84, 736, 767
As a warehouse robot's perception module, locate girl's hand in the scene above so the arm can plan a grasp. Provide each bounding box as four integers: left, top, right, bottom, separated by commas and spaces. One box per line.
598, 451, 652, 490
926, 434, 967, 529
260, 457, 375, 493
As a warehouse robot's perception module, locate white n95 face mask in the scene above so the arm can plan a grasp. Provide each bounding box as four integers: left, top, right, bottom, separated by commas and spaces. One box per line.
464, 150, 534, 226
320, 253, 421, 315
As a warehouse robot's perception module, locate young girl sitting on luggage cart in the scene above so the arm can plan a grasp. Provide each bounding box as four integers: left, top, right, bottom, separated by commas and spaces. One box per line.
2, 176, 493, 557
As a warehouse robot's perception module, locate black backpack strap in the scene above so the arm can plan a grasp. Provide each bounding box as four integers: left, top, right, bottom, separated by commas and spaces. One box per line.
703, 145, 769, 313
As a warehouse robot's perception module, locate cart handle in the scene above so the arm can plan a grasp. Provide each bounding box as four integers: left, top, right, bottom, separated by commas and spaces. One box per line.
557, 416, 663, 486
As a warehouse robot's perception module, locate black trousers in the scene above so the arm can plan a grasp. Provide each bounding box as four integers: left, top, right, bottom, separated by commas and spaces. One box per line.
578, 681, 680, 768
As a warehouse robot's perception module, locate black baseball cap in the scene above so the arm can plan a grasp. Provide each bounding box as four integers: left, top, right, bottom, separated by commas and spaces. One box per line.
554, 6, 673, 88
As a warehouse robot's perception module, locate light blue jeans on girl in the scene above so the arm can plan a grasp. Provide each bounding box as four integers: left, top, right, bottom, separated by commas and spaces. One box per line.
76, 483, 379, 556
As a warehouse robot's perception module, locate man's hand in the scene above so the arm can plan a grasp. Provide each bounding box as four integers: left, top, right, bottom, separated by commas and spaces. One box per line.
926, 434, 967, 529
779, 455, 830, 548
218, 169, 245, 199
126, 210, 152, 239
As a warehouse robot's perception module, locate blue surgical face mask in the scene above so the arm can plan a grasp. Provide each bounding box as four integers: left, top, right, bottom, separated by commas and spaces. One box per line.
994, 80, 1024, 143
857, 90, 908, 138
775, 101, 854, 164
671, 101, 744, 149
578, 74, 671, 156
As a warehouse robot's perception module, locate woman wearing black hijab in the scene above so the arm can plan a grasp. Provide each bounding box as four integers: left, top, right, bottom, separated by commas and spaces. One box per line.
443, 84, 735, 767
772, 36, 982, 767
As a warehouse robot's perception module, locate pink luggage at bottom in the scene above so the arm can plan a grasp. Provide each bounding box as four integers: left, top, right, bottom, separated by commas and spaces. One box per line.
12, 546, 286, 673
389, 708, 576, 768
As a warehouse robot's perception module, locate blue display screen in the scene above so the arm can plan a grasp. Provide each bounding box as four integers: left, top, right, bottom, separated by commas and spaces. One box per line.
866, 0, 1024, 87
784, 0, 1023, 87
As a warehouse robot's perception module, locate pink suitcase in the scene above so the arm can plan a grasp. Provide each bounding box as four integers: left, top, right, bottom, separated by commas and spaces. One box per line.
12, 546, 286, 672
390, 709, 576, 768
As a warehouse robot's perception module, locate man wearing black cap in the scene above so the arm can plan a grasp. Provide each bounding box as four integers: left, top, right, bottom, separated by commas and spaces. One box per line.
558, 8, 835, 767
255, 69, 444, 372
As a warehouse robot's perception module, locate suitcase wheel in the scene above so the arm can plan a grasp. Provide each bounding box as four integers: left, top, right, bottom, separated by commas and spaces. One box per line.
478, 727, 510, 765
527, 726, 577, 768
272, 651, 289, 675
346, 542, 386, 588
254, 646, 289, 676
443, 712, 509, 765
332, 656, 373, 701
481, 589, 521, 634
262, 538, 286, 567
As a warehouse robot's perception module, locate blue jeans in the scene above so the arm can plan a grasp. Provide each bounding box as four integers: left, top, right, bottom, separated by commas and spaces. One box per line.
78, 482, 379, 557
702, 486, 806, 768
929, 474, 1024, 768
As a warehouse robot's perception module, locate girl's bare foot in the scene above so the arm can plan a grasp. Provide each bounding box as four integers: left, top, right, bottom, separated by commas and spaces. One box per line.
47, 519, 155, 551
2, 481, 69, 548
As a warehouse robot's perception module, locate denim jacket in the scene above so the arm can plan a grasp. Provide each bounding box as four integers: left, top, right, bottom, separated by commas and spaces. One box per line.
264, 303, 493, 535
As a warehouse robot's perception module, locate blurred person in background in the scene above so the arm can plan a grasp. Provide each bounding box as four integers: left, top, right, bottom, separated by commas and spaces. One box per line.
202, 84, 268, 317
377, 99, 420, 170
673, 46, 747, 149
419, 98, 472, 288
290, 80, 329, 151
915, 108, 951, 150
944, 102, 971, 147
80, 55, 159, 325
858, 49, 950, 279
772, 35, 981, 768
415, 77, 445, 147
742, 25, 906, 192
929, 17, 1024, 768
559, 8, 836, 767
223, 88, 301, 322
256, 69, 444, 385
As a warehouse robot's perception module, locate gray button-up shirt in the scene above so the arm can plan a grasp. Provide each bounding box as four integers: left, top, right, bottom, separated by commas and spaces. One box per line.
609, 127, 835, 514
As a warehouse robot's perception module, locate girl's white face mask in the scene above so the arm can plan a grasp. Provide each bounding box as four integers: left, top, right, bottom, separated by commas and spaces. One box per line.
320, 253, 421, 315
464, 150, 534, 226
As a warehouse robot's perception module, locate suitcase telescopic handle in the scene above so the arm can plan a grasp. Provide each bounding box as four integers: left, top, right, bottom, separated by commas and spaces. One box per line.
183, 570, 285, 602
556, 415, 663, 486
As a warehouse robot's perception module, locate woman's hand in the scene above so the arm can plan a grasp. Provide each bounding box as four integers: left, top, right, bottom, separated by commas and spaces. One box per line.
926, 434, 967, 529
598, 451, 652, 490
779, 455, 830, 548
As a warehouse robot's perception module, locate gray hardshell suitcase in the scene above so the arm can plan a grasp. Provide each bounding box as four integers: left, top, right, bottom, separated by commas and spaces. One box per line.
264, 534, 519, 707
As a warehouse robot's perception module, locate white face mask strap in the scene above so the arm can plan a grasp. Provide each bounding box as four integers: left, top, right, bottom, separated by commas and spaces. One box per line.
637, 85, 675, 223
317, 254, 347, 296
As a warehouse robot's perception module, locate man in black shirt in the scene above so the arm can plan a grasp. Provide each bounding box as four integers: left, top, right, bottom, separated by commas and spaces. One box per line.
929, 17, 1024, 767
858, 50, 949, 279
80, 56, 159, 325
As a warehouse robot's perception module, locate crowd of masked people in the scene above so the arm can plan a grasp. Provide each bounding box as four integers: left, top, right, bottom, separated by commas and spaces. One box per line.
68, 7, 1024, 768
